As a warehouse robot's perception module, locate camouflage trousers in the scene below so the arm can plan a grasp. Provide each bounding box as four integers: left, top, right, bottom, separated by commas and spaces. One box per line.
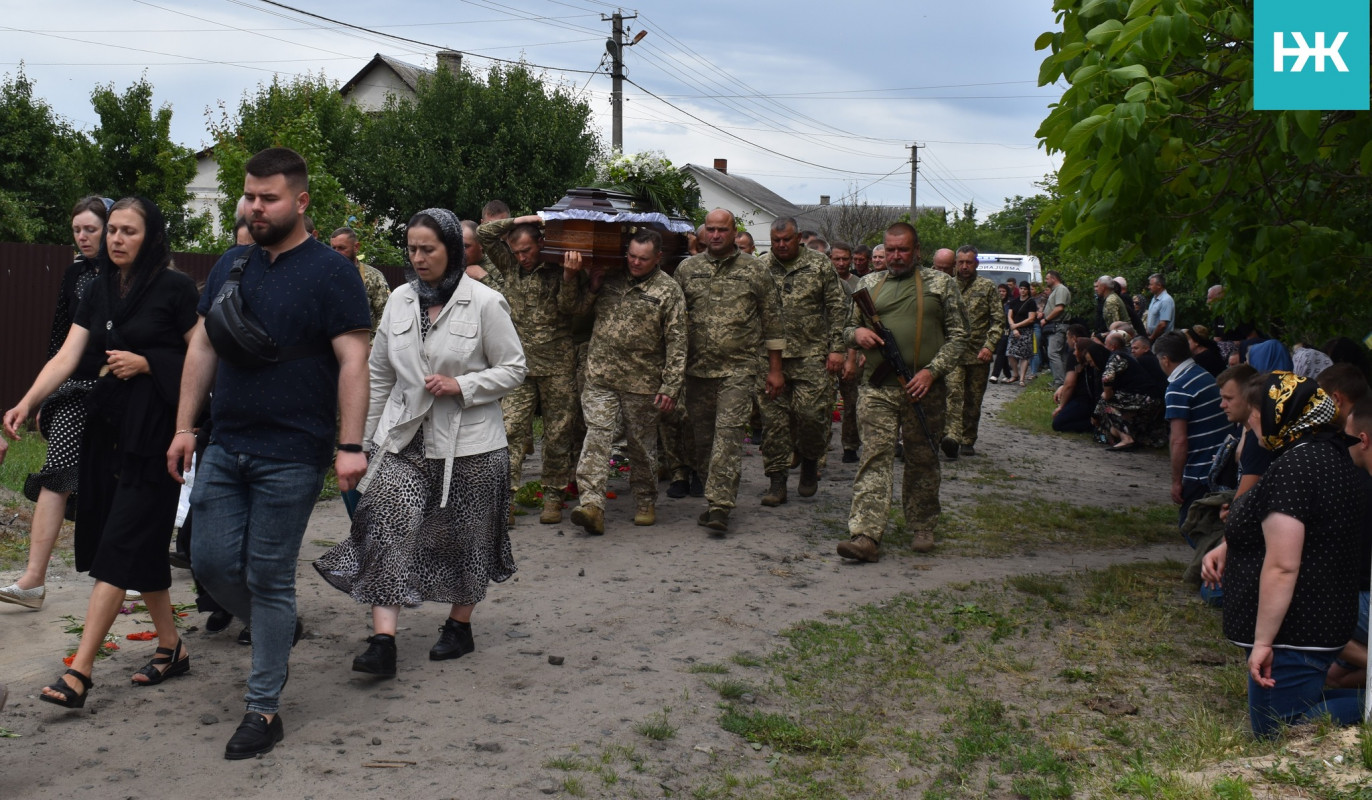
848, 380, 947, 541
569, 341, 590, 473
760, 357, 834, 475
684, 371, 760, 510
575, 384, 660, 508
502, 371, 577, 494
838, 371, 860, 452
943, 362, 990, 446
659, 399, 694, 482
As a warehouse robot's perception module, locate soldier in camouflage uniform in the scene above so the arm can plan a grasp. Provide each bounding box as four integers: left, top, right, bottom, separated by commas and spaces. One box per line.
838, 223, 969, 562
829, 242, 862, 462
941, 246, 1005, 459
330, 227, 391, 340
460, 220, 505, 295
560, 231, 687, 535
755, 218, 846, 506
676, 209, 786, 533
478, 214, 585, 524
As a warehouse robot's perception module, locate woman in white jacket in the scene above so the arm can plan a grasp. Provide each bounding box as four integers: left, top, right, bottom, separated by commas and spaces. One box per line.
316, 208, 526, 676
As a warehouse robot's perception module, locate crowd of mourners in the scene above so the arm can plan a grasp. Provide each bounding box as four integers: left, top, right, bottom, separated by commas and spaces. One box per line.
0, 145, 1366, 750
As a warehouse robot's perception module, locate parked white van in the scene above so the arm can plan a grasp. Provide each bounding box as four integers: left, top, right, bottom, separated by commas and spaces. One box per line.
974, 253, 1042, 289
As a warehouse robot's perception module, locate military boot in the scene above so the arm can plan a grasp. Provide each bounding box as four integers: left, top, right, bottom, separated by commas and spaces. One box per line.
836, 535, 880, 562
633, 502, 655, 526
760, 473, 787, 506
540, 493, 563, 524
797, 459, 819, 497
570, 504, 604, 535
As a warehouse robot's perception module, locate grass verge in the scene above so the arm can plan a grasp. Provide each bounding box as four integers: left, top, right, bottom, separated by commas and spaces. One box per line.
685, 561, 1372, 799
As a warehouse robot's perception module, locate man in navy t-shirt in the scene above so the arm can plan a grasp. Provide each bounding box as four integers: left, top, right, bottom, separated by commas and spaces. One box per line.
168, 147, 371, 761
1154, 332, 1234, 527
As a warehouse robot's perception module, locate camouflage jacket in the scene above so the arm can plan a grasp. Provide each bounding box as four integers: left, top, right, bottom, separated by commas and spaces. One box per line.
572, 268, 688, 398
673, 247, 785, 379
470, 254, 505, 295
755, 248, 847, 359
956, 274, 1005, 364
477, 219, 581, 376
844, 268, 970, 383
360, 262, 391, 340
1103, 291, 1127, 327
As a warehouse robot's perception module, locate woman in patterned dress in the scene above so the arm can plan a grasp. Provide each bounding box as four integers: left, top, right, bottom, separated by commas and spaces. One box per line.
315, 208, 526, 676
1, 196, 109, 611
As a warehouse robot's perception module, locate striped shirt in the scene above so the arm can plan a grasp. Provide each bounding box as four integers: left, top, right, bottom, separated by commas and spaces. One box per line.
1165, 359, 1234, 484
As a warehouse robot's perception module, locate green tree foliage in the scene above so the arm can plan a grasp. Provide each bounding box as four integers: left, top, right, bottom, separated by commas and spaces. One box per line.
344, 62, 601, 231
0, 67, 86, 242
205, 74, 400, 261
85, 77, 204, 247
1036, 0, 1372, 340
913, 203, 1019, 262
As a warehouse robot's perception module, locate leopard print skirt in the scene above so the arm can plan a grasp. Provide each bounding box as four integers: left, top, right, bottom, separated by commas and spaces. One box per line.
316, 429, 515, 608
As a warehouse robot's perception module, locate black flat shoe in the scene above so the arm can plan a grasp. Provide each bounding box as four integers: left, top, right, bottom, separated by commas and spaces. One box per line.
39, 668, 92, 709
236, 626, 252, 645
353, 634, 397, 676
429, 618, 474, 661
237, 620, 303, 646
224, 712, 283, 760
131, 638, 190, 686
206, 611, 234, 633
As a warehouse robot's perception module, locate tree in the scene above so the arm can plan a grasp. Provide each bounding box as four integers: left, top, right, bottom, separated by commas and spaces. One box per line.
84, 77, 204, 247
344, 62, 601, 231
1036, 0, 1372, 340
0, 67, 86, 243
813, 189, 906, 248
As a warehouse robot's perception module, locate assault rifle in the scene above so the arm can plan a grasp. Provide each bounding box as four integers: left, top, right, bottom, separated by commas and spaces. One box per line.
850, 286, 939, 458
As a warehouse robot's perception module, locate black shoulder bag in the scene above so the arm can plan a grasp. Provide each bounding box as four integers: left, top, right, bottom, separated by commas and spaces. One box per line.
204, 245, 331, 368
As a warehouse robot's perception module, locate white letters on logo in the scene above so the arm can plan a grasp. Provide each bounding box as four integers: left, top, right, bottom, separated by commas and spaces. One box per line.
1273, 31, 1350, 73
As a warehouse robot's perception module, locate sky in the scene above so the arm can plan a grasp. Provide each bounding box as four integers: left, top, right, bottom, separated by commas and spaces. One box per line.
2, 0, 1065, 218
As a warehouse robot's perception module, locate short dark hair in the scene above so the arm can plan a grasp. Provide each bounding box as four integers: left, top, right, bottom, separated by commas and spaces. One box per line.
245, 147, 308, 193
799, 229, 817, 239
509, 223, 542, 244
1152, 332, 1190, 362
736, 231, 754, 243
1046, 269, 1062, 282
302, 214, 315, 234
771, 217, 798, 234
1216, 363, 1258, 390
885, 221, 919, 246
482, 199, 510, 218
830, 240, 853, 254
630, 229, 663, 255
331, 226, 357, 241
854, 245, 871, 256
1347, 396, 1372, 436
71, 195, 109, 222
1318, 363, 1370, 402
955, 244, 978, 257
1067, 323, 1089, 338
1242, 372, 1270, 411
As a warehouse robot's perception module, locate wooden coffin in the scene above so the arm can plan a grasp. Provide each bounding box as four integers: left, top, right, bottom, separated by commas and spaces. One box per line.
538, 188, 691, 275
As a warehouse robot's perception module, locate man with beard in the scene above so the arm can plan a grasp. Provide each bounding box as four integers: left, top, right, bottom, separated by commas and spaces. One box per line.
169, 147, 371, 760
941, 246, 1003, 459
675, 209, 785, 533
755, 218, 846, 507
838, 222, 968, 561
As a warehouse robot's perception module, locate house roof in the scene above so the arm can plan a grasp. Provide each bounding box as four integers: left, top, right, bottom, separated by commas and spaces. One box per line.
339, 54, 425, 97
683, 163, 807, 220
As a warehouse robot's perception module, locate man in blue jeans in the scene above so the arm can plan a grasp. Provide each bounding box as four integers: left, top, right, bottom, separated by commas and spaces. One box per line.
168, 147, 371, 760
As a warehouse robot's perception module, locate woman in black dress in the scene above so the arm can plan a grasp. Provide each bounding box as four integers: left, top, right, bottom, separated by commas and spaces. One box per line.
1, 197, 108, 611
3, 198, 200, 707
1005, 281, 1038, 386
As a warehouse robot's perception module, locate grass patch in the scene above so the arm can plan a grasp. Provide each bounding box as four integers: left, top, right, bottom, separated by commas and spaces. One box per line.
705, 678, 752, 700
686, 662, 730, 674
939, 499, 1177, 555
729, 652, 764, 668
0, 433, 45, 495
996, 377, 1061, 436
692, 562, 1349, 798
634, 710, 677, 741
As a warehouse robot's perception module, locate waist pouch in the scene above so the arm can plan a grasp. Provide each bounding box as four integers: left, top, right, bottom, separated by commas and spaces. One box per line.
205, 245, 330, 368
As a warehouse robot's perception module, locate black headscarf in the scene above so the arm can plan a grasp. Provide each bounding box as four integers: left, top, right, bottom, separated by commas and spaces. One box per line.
405, 208, 466, 309
96, 196, 172, 330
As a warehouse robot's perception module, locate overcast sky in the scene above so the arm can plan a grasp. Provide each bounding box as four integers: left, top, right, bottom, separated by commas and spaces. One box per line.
3, 0, 1064, 217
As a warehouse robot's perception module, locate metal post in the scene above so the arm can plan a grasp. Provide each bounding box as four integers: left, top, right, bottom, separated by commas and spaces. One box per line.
603, 10, 638, 151
906, 143, 924, 220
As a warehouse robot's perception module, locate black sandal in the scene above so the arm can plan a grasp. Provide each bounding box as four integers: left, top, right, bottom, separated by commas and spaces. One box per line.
40, 668, 93, 708
131, 638, 190, 686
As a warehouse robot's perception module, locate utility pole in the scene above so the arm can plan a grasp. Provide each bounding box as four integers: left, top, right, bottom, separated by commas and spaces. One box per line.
905, 143, 924, 220
1025, 211, 1033, 254
603, 9, 640, 151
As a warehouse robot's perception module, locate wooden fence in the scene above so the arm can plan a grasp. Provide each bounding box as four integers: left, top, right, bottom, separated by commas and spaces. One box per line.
0, 242, 406, 410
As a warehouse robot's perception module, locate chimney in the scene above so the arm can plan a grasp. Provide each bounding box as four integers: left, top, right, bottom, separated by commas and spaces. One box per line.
819, 195, 830, 206
713, 158, 727, 174
437, 50, 462, 74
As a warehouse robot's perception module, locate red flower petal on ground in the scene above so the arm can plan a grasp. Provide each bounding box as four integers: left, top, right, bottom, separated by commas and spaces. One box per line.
605, 491, 617, 499
126, 631, 157, 641
63, 655, 75, 666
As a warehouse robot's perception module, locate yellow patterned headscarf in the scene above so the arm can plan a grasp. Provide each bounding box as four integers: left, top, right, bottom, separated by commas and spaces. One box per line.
1258, 371, 1337, 453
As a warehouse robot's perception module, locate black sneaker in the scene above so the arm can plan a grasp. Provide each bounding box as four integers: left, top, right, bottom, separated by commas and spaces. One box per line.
236, 626, 252, 645
352, 634, 397, 676
688, 471, 705, 498
842, 449, 858, 463
666, 479, 689, 499
206, 611, 234, 633
224, 712, 284, 760
430, 618, 474, 661
940, 436, 960, 460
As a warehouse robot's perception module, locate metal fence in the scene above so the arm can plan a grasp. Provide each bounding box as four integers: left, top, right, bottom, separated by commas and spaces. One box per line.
0, 243, 219, 410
